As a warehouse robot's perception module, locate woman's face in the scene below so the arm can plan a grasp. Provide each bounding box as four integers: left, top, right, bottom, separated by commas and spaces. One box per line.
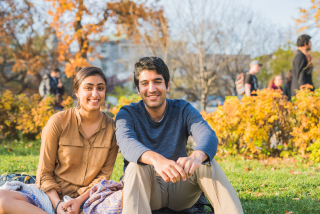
75, 75, 106, 111
274, 76, 283, 87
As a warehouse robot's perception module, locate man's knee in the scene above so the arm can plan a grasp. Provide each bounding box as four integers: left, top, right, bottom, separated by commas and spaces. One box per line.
124, 162, 155, 187
125, 162, 154, 176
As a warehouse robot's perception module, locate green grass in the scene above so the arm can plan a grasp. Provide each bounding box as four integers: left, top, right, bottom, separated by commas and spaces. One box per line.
1, 140, 320, 213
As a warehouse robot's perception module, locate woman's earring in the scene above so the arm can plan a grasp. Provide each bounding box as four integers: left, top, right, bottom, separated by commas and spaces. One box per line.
77, 99, 80, 107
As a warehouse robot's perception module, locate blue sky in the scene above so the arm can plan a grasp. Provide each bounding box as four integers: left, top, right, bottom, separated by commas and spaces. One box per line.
236, 0, 311, 27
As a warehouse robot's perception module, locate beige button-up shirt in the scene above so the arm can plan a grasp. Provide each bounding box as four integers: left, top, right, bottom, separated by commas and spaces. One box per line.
36, 107, 118, 198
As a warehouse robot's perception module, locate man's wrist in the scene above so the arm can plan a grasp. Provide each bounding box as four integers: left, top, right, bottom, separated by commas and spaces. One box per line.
191, 150, 208, 162
150, 153, 165, 166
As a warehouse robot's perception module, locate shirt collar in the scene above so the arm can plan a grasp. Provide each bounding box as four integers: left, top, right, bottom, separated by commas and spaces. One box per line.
75, 107, 106, 130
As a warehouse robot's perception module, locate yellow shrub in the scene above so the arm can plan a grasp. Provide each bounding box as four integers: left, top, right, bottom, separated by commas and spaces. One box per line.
203, 86, 320, 158
203, 89, 294, 158
110, 94, 141, 118
291, 85, 320, 155
0, 90, 74, 139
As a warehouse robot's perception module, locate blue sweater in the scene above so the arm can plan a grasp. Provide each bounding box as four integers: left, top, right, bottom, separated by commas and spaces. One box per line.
115, 99, 218, 164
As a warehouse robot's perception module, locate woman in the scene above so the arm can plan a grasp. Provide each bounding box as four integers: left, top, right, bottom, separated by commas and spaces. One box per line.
283, 70, 292, 101
0, 67, 118, 214
268, 75, 283, 91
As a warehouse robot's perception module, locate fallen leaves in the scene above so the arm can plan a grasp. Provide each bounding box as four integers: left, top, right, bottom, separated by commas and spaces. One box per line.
243, 167, 252, 172
290, 170, 300, 175
284, 211, 294, 214
256, 192, 263, 197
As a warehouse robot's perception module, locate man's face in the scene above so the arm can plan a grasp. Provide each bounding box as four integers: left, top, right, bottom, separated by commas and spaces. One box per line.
137, 70, 169, 109
51, 71, 60, 78
251, 64, 261, 74
307, 40, 312, 51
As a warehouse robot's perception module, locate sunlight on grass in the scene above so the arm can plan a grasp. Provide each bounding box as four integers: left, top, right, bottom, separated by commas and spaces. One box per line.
1, 140, 320, 213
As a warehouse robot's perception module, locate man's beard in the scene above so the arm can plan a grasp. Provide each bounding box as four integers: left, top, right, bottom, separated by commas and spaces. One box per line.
143, 93, 165, 109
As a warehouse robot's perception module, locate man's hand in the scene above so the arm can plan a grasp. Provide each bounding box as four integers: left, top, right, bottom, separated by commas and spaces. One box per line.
177, 150, 208, 178
153, 157, 187, 183
139, 151, 187, 183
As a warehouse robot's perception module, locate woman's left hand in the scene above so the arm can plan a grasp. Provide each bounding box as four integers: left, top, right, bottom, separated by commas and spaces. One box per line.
63, 198, 82, 214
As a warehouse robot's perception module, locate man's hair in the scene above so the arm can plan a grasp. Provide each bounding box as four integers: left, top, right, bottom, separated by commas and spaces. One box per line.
134, 57, 170, 90
297, 34, 311, 47
53, 68, 61, 73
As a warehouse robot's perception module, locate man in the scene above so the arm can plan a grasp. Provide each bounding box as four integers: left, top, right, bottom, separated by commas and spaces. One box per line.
115, 57, 243, 214
244, 60, 262, 97
291, 34, 313, 97
39, 68, 64, 110
39, 68, 63, 97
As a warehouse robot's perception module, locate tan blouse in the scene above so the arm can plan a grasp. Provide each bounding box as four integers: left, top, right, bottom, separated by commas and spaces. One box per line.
36, 107, 119, 198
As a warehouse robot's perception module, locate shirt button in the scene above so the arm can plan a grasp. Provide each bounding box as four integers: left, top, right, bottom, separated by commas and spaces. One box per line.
87, 146, 89, 148
80, 178, 82, 181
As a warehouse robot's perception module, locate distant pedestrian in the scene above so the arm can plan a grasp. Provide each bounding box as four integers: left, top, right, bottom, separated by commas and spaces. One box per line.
268, 75, 283, 91
283, 70, 292, 101
244, 60, 262, 97
291, 34, 313, 97
39, 68, 64, 110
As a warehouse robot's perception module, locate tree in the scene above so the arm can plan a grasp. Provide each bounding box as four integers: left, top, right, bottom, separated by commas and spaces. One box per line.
0, 0, 59, 94
45, 0, 167, 77
296, 0, 320, 32
140, 0, 288, 111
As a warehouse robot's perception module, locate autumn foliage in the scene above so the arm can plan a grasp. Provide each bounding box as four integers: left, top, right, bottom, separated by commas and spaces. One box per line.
109, 94, 141, 118
296, 0, 320, 32
45, 0, 167, 77
202, 86, 320, 159
0, 91, 74, 139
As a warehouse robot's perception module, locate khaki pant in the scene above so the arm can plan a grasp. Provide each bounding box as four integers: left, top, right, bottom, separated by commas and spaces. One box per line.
123, 159, 243, 214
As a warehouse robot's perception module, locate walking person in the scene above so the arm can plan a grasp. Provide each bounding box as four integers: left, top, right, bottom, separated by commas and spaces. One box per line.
245, 60, 262, 97
268, 75, 283, 91
291, 34, 313, 97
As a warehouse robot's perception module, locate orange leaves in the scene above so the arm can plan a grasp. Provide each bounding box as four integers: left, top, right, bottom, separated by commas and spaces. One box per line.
296, 0, 320, 32
44, 0, 167, 77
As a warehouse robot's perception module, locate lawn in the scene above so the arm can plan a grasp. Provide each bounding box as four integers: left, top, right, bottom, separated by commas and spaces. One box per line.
1, 139, 320, 214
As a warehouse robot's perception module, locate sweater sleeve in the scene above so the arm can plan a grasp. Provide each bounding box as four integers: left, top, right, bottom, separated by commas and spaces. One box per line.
115, 108, 151, 164
184, 104, 218, 163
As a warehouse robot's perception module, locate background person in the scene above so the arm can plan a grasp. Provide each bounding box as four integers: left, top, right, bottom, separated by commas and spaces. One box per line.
39, 68, 65, 110
283, 70, 292, 101
39, 68, 61, 97
0, 67, 118, 214
245, 60, 262, 97
291, 34, 313, 97
268, 75, 283, 91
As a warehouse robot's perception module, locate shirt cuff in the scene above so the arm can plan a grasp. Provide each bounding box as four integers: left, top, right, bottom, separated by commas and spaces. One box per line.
40, 182, 61, 194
